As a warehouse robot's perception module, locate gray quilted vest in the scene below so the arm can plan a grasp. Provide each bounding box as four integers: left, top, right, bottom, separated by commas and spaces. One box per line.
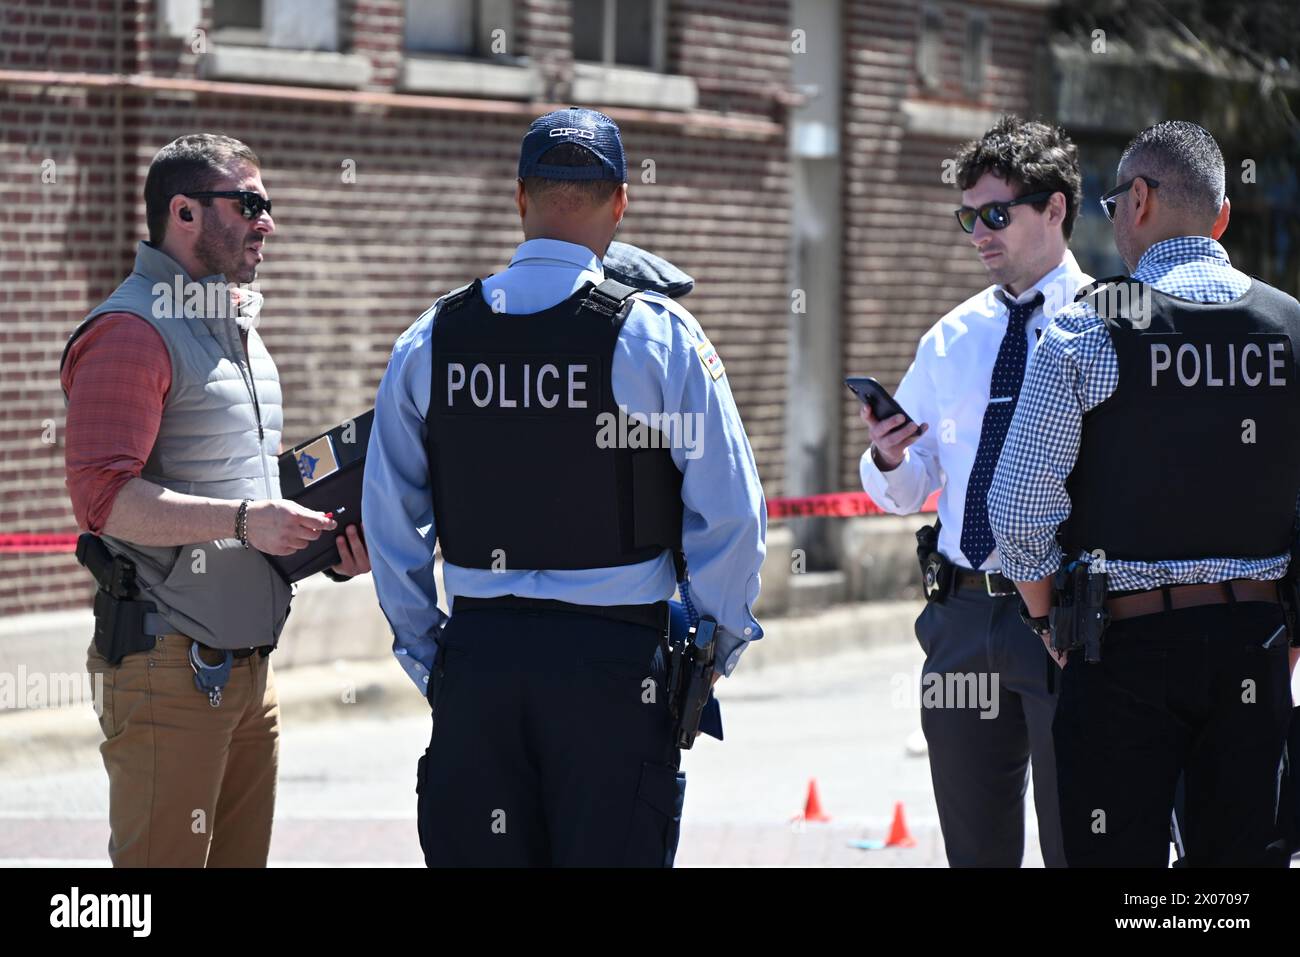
59, 242, 291, 650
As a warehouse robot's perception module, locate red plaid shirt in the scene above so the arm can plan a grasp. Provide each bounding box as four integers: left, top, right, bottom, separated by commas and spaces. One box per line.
61, 313, 173, 533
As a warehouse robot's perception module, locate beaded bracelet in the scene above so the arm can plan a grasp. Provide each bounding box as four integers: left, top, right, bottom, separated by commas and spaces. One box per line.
235, 499, 252, 548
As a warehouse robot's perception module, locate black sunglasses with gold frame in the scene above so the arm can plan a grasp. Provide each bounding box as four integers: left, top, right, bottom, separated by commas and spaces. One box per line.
1099, 176, 1158, 222
953, 191, 1055, 234
183, 190, 273, 220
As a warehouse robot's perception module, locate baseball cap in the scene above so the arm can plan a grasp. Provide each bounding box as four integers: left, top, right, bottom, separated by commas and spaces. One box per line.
517, 107, 627, 182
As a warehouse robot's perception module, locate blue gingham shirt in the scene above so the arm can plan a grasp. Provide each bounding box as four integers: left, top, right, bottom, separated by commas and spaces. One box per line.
988, 236, 1295, 589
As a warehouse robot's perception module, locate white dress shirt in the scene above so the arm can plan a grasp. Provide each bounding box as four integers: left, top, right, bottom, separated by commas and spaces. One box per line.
859, 251, 1092, 572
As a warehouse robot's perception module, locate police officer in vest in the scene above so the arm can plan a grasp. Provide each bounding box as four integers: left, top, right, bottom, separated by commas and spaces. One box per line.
61, 134, 370, 866
364, 108, 767, 867
988, 121, 1300, 866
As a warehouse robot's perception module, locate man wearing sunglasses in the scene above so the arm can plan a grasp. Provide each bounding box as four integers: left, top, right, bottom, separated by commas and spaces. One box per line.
59, 134, 369, 866
859, 115, 1090, 867
989, 120, 1300, 866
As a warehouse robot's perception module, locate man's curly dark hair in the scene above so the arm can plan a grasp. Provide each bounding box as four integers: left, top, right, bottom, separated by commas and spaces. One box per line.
954, 114, 1083, 239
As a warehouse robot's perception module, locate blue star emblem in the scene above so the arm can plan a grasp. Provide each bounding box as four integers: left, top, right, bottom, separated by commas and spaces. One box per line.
298, 452, 319, 481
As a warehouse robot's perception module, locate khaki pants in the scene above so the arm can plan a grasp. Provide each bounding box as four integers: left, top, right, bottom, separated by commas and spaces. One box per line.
86, 632, 280, 867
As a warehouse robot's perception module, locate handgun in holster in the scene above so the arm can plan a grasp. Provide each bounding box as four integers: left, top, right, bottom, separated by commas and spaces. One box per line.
1049, 560, 1109, 663
915, 519, 952, 603
667, 615, 717, 750
76, 533, 158, 666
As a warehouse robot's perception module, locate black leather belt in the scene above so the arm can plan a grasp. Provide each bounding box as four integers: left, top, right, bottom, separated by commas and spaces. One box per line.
952, 568, 1018, 598
453, 595, 668, 631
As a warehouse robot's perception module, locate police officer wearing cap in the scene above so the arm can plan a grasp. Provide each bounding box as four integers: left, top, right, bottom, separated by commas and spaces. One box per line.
363, 107, 767, 867
989, 120, 1300, 867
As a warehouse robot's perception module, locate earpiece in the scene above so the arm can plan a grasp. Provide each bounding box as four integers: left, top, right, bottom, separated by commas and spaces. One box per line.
179, 207, 193, 222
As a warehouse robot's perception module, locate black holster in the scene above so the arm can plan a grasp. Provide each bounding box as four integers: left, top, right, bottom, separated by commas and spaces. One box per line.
1049, 561, 1109, 663
77, 533, 158, 666
668, 616, 716, 750
915, 520, 952, 603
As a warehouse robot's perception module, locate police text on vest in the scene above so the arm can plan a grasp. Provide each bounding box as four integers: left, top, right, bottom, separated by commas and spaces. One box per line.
1150, 340, 1287, 388
446, 361, 588, 409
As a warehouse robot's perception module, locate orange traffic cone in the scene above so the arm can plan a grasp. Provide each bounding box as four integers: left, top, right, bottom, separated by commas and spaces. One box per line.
793, 778, 831, 823
885, 801, 915, 847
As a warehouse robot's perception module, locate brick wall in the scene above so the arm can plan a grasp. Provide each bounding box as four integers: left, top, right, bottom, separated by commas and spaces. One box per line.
517, 0, 571, 98
1, 0, 139, 616
838, 0, 1051, 490
0, 0, 792, 619
673, 0, 790, 117
349, 0, 404, 90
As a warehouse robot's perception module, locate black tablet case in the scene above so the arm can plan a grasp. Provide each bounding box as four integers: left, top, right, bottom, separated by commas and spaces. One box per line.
269, 409, 374, 583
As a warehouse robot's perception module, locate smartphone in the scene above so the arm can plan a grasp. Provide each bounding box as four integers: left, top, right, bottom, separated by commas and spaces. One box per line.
845, 376, 913, 424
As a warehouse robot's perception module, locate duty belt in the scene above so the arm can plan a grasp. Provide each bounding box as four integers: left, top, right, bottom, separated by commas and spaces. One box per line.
952, 568, 1018, 598
1106, 578, 1279, 622
453, 595, 668, 631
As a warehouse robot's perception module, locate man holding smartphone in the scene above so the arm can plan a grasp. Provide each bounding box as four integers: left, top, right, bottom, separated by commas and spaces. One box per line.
858, 116, 1091, 867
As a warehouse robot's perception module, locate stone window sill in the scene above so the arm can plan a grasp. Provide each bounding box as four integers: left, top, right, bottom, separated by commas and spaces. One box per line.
198, 44, 372, 90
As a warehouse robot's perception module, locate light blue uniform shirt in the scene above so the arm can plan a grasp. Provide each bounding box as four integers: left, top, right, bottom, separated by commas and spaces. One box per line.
364, 238, 767, 695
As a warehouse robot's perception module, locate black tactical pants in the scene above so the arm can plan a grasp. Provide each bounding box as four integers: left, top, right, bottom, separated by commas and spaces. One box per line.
416, 606, 685, 867
1054, 600, 1292, 867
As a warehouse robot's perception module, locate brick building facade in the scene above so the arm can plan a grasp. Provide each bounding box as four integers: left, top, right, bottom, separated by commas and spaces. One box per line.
7, 1, 1290, 624
0, 0, 795, 619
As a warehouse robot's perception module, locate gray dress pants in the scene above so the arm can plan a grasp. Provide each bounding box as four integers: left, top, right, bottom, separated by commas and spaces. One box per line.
914, 581, 1067, 867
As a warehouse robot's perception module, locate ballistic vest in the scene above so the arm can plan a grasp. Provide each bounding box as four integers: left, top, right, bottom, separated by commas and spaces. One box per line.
424, 278, 683, 571
59, 242, 290, 650
1061, 277, 1300, 563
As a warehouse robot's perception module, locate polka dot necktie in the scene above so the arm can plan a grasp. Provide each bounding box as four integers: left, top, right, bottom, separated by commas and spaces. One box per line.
959, 291, 1044, 570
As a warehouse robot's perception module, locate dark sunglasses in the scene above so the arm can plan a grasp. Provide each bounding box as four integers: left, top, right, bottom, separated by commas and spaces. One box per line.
183, 190, 273, 220
1099, 176, 1158, 222
954, 191, 1055, 233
